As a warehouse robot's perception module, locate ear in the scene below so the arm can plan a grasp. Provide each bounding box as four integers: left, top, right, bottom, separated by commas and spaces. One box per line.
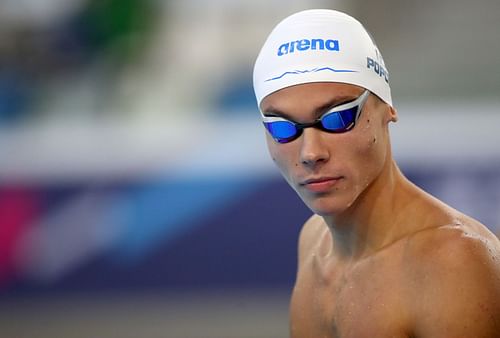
387, 105, 398, 123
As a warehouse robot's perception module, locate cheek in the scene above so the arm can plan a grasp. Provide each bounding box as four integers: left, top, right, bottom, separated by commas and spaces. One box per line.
344, 119, 387, 185
355, 115, 385, 154
359, 131, 386, 174
266, 136, 297, 177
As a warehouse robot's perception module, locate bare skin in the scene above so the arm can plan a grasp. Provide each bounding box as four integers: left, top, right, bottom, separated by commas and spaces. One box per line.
260, 82, 500, 338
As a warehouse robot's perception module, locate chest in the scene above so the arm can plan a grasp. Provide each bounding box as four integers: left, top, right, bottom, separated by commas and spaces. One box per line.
290, 254, 411, 338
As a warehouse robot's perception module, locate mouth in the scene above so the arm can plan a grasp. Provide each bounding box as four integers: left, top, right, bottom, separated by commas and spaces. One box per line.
300, 176, 343, 193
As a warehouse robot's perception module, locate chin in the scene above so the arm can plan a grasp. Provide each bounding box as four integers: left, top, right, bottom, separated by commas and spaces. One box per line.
300, 193, 355, 217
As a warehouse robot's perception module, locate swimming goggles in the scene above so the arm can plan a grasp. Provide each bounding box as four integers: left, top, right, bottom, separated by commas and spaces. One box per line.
261, 89, 370, 144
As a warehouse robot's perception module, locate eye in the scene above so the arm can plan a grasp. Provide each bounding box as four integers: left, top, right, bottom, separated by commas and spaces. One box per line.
321, 111, 345, 129
265, 120, 297, 139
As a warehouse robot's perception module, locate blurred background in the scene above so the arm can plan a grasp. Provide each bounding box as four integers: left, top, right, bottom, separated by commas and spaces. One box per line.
0, 0, 499, 337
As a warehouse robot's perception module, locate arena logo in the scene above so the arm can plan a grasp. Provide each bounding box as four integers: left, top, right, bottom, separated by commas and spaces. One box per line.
367, 57, 389, 83
277, 38, 340, 56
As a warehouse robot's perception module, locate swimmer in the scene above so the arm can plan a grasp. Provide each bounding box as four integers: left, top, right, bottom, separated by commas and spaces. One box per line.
253, 9, 500, 337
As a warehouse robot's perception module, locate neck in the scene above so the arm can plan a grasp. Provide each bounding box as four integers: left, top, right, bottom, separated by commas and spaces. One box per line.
323, 159, 415, 261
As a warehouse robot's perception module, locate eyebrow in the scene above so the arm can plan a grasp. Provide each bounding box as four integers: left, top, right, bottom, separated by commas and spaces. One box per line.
262, 95, 358, 119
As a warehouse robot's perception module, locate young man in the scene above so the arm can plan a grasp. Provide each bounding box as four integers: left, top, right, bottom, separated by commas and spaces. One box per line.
253, 9, 500, 337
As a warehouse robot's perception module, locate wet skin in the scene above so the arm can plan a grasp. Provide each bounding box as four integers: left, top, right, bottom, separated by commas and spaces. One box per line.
260, 82, 500, 338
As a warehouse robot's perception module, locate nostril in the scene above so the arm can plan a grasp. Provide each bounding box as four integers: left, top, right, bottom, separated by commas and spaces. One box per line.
302, 156, 327, 166
301, 150, 328, 166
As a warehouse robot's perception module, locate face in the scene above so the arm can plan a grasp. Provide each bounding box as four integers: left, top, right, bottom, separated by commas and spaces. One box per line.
260, 82, 397, 216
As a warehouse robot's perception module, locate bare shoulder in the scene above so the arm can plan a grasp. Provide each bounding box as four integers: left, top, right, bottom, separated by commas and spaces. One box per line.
297, 214, 327, 264
405, 217, 500, 336
407, 216, 500, 271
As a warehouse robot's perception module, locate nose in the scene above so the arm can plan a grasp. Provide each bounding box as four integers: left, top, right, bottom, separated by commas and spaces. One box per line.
299, 127, 330, 167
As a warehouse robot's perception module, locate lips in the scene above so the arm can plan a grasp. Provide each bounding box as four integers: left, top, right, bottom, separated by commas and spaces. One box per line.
300, 176, 343, 193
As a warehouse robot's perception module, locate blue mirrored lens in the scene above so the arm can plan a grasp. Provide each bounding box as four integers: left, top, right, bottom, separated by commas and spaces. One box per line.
322, 106, 357, 131
264, 121, 297, 140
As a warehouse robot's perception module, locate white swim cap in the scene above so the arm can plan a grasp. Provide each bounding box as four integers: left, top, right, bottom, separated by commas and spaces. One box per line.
253, 9, 392, 107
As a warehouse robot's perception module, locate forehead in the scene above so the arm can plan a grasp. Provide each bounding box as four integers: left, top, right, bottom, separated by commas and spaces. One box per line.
260, 82, 364, 113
